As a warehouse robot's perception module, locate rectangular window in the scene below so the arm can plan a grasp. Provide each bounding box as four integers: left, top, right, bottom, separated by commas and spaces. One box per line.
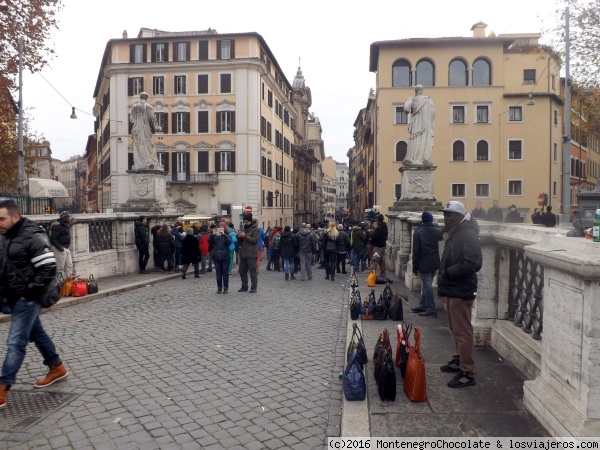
198, 40, 209, 61
151, 43, 167, 62
476, 105, 489, 123
475, 183, 489, 197
394, 184, 402, 199
451, 183, 466, 197
220, 73, 231, 93
197, 151, 209, 173
131, 44, 145, 63
268, 90, 273, 108
266, 122, 271, 141
220, 151, 232, 171
509, 106, 523, 122
176, 152, 187, 181
395, 106, 408, 124
524, 69, 536, 84
197, 111, 209, 133
553, 143, 558, 162
216, 111, 235, 132
198, 74, 208, 94
267, 159, 272, 178
155, 112, 168, 134
219, 39, 232, 59
174, 112, 189, 134
260, 116, 266, 138
275, 100, 280, 118
452, 106, 465, 124
508, 140, 522, 160
174, 75, 186, 95
554, 110, 558, 126
261, 156, 266, 176
153, 76, 164, 96
508, 180, 522, 195
175, 42, 189, 61
157, 152, 168, 171
553, 181, 557, 196
129, 77, 144, 96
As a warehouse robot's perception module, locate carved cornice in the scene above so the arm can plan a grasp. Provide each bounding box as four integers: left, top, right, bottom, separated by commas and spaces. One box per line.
216, 99, 236, 111
194, 99, 212, 109
216, 140, 235, 150
173, 141, 191, 151
193, 141, 212, 150
173, 100, 191, 110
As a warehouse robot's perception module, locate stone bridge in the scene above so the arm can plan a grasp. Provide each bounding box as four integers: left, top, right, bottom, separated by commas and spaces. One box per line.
386, 212, 600, 438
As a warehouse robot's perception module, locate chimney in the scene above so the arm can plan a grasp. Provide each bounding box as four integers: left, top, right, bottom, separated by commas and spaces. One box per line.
122, 30, 128, 39
470, 21, 487, 38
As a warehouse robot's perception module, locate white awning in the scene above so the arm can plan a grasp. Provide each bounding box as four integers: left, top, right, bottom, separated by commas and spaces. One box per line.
28, 178, 69, 198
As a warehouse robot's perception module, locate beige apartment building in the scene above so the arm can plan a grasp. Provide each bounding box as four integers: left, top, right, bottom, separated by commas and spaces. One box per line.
93, 28, 307, 229
368, 23, 564, 220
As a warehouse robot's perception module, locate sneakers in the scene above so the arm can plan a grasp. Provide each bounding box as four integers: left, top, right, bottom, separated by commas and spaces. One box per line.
238, 287, 248, 292
0, 384, 7, 408
34, 363, 68, 388
448, 371, 476, 388
440, 358, 461, 373
249, 288, 257, 294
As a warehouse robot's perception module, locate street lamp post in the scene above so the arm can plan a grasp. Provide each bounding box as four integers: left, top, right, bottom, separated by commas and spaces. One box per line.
562, 6, 572, 221
17, 37, 24, 194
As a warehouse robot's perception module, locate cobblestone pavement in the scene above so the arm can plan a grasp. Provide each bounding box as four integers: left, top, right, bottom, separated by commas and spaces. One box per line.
0, 262, 349, 449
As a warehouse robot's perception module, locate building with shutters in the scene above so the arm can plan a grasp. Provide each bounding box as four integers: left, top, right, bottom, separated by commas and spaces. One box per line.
363, 23, 564, 220
92, 28, 308, 229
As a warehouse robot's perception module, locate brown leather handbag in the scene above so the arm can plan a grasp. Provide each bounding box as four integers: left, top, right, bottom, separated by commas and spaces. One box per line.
403, 326, 426, 402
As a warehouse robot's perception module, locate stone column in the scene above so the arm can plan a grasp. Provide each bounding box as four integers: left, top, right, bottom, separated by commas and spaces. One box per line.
523, 236, 600, 437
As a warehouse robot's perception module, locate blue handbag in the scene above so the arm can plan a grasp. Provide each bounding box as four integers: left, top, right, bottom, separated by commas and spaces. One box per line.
343, 351, 366, 401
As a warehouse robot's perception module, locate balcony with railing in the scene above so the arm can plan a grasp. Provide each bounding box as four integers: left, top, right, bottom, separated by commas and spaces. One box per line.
168, 172, 219, 184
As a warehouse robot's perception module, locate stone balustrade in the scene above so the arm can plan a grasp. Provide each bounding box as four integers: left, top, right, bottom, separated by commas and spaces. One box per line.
386, 211, 600, 437
28, 212, 179, 279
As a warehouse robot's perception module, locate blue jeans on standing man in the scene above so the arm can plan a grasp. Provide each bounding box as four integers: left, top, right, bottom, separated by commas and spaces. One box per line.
283, 258, 294, 275
213, 258, 230, 291
351, 249, 367, 272
0, 299, 61, 386
419, 272, 436, 314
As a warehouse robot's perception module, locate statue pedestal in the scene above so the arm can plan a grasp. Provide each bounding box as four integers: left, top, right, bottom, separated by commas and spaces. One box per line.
113, 170, 175, 213
391, 164, 442, 212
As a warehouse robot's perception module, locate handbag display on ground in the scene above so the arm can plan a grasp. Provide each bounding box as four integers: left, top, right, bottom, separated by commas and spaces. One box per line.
349, 272, 359, 293
373, 328, 396, 401
366, 269, 376, 287
373, 292, 388, 320
396, 322, 412, 378
70, 278, 88, 297
347, 323, 368, 367
87, 274, 98, 294
361, 289, 375, 320
60, 276, 74, 297
403, 326, 426, 402
343, 351, 366, 401
388, 293, 406, 321
349, 289, 362, 321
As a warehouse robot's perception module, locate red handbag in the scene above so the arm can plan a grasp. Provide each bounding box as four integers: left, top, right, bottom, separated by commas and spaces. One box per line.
71, 278, 88, 297
403, 326, 426, 402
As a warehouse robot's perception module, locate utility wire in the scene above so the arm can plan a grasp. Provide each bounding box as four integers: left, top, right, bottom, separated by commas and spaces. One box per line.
38, 73, 95, 118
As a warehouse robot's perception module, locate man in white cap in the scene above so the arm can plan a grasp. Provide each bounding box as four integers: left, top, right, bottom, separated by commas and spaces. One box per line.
437, 201, 482, 388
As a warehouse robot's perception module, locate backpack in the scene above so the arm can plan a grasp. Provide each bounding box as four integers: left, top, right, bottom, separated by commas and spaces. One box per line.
274, 234, 281, 249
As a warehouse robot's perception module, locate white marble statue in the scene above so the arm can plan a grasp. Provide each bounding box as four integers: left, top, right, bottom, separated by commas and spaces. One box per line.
129, 92, 162, 170
404, 85, 435, 166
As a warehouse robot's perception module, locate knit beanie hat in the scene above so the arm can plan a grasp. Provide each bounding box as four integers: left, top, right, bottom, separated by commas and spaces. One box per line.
422, 211, 433, 223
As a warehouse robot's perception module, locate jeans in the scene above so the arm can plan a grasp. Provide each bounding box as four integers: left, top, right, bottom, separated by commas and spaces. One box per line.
351, 249, 367, 272
229, 250, 235, 273
174, 248, 182, 267
336, 253, 347, 273
0, 298, 61, 386
239, 257, 258, 290
325, 250, 337, 277
283, 258, 294, 275
214, 258, 230, 291
299, 252, 312, 280
138, 246, 150, 271
157, 253, 173, 271
419, 272, 436, 313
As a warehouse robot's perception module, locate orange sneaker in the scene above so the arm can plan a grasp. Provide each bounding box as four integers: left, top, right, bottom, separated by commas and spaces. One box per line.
34, 363, 68, 388
0, 384, 8, 408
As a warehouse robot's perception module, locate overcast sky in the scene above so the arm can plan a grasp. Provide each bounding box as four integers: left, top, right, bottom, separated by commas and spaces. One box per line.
22, 0, 562, 164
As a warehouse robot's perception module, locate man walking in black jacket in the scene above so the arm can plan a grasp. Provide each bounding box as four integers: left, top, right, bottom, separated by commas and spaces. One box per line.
134, 216, 150, 274
437, 201, 482, 388
0, 200, 68, 408
411, 211, 443, 316
368, 214, 388, 278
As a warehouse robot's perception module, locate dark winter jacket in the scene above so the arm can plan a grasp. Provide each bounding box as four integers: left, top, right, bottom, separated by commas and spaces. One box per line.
49, 218, 71, 249
134, 220, 149, 248
350, 226, 367, 253
412, 222, 443, 274
487, 206, 504, 222
239, 221, 260, 258
0, 218, 57, 304
540, 212, 557, 227
297, 228, 316, 253
437, 215, 482, 300
171, 228, 184, 248
337, 230, 351, 254
208, 231, 232, 260
471, 208, 487, 220
320, 230, 340, 252
369, 222, 388, 247
155, 232, 175, 255
279, 231, 298, 259
181, 235, 200, 264
504, 210, 521, 223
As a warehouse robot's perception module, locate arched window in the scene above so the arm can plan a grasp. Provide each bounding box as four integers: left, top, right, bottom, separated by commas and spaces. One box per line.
395, 141, 408, 161
392, 59, 411, 87
449, 59, 468, 86
472, 59, 491, 86
416, 59, 435, 86
452, 140, 465, 161
476, 140, 489, 161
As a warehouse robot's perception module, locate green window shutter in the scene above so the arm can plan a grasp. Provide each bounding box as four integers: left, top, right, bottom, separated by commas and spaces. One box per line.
216, 112, 222, 133
230, 40, 235, 59
185, 112, 190, 133
199, 40, 208, 60
198, 111, 208, 133
171, 152, 177, 181
216, 40, 222, 60
231, 111, 236, 132
215, 151, 221, 172
128, 153, 134, 170
231, 152, 236, 173
198, 152, 209, 172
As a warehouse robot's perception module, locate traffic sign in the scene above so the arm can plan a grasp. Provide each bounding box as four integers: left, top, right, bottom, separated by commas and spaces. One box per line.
537, 193, 548, 207
245, 205, 253, 214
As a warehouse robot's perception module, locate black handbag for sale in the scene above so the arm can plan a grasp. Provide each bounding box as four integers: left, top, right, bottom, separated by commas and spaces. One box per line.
349, 289, 362, 321
373, 292, 388, 320
388, 293, 405, 321
346, 323, 368, 367
87, 274, 99, 294
373, 328, 396, 401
